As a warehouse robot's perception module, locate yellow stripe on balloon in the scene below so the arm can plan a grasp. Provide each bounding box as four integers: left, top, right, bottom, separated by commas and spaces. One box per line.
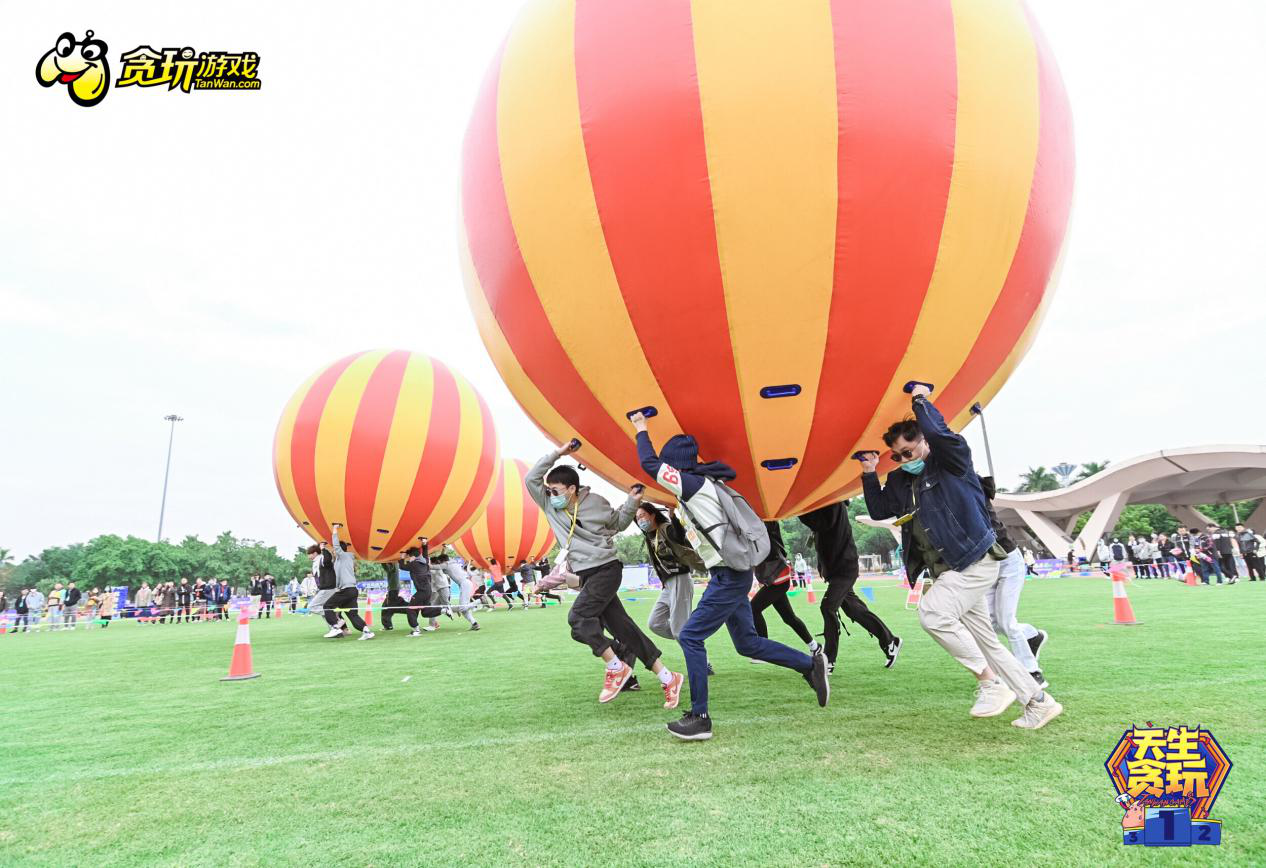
689, 0, 839, 512
460, 222, 636, 490
427, 375, 495, 543
367, 354, 435, 550
495, 0, 687, 449
792, 0, 1039, 513
947, 244, 1066, 434
274, 369, 321, 526
314, 350, 389, 528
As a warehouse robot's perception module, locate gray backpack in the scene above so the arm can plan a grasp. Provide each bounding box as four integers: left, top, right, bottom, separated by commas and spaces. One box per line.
682, 481, 771, 571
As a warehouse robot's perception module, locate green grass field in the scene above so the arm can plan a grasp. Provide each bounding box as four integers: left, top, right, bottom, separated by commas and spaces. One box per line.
2, 577, 1263, 866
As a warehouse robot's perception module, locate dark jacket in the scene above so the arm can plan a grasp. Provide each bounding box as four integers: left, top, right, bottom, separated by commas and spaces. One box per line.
215, 583, 232, 604
797, 501, 858, 580
316, 550, 336, 591
643, 512, 705, 582
978, 476, 1017, 553
401, 558, 433, 604
1238, 530, 1259, 556
176, 584, 192, 605
254, 578, 275, 600
1211, 531, 1235, 556
16, 593, 29, 614
64, 587, 82, 607
861, 395, 997, 579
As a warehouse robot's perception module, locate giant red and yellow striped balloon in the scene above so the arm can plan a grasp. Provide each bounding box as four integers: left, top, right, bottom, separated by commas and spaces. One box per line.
461, 0, 1074, 518
273, 350, 500, 561
453, 459, 557, 572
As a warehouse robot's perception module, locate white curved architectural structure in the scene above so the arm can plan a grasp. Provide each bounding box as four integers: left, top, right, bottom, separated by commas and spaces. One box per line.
994, 445, 1266, 557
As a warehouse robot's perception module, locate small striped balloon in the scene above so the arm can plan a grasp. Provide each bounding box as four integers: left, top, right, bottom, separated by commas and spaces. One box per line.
273, 350, 500, 561
454, 459, 556, 572
461, 0, 1074, 518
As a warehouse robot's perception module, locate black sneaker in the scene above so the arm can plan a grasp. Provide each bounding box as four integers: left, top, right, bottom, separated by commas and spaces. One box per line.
1027, 629, 1048, 662
806, 650, 830, 707
706, 663, 714, 677
1031, 670, 1049, 690
667, 712, 713, 741
884, 636, 903, 669
470, 622, 481, 631
621, 675, 641, 692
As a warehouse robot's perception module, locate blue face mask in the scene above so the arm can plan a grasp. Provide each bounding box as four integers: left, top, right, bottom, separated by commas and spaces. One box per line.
900, 458, 926, 475
636, 518, 654, 533
549, 493, 570, 509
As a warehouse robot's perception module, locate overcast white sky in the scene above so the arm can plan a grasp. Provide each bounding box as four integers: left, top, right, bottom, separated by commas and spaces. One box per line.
2, 1, 1263, 559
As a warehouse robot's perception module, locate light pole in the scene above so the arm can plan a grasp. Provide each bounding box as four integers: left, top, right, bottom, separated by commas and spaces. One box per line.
969, 402, 995, 478
157, 414, 184, 541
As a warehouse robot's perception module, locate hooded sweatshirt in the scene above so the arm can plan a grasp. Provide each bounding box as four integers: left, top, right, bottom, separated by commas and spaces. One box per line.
635, 432, 736, 571
527, 448, 639, 572
330, 527, 358, 590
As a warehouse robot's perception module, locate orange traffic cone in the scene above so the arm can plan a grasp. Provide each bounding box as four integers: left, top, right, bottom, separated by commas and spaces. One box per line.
221, 612, 260, 681
805, 570, 817, 604
1184, 571, 1198, 587
0, 611, 8, 635
275, 599, 284, 619
364, 594, 374, 629
1110, 569, 1140, 625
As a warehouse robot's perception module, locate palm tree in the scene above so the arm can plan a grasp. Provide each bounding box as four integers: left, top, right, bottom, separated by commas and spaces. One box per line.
0, 547, 12, 567
1017, 467, 1060, 492
1076, 461, 1110, 482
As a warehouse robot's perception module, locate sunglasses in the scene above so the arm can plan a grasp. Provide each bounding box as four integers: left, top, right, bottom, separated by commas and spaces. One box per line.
890, 447, 920, 463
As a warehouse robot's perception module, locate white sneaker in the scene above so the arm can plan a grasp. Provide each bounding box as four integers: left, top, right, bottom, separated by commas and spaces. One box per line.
409, 629, 422, 637
423, 625, 438, 632
970, 679, 1017, 718
358, 631, 375, 641
749, 658, 769, 664
1012, 693, 1063, 729
323, 628, 343, 639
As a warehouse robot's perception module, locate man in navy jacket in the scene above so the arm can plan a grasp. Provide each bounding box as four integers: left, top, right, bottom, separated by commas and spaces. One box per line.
859, 383, 1061, 730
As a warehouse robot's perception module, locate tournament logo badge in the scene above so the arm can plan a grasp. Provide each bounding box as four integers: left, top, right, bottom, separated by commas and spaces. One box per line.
1106, 724, 1231, 846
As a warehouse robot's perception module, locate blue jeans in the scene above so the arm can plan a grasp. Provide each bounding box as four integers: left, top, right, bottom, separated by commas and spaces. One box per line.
1200, 559, 1223, 584
678, 566, 813, 716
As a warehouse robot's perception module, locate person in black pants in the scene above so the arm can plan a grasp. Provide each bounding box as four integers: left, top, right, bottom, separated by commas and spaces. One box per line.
1236, 524, 1264, 581
799, 501, 900, 673
1210, 525, 1239, 580
379, 561, 411, 629
749, 522, 817, 655
399, 544, 435, 636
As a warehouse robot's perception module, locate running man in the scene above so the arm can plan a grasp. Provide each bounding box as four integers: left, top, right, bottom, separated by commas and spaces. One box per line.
859, 383, 1061, 730
324, 525, 374, 640
798, 502, 900, 672
527, 441, 683, 708
631, 413, 829, 741
749, 521, 819, 659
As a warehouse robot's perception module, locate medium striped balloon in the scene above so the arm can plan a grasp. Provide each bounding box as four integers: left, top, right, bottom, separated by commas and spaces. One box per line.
453, 459, 557, 572
461, 0, 1074, 518
273, 350, 500, 561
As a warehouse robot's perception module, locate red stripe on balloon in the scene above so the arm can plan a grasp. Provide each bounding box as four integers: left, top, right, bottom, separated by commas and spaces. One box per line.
573, 0, 761, 496
485, 460, 508, 570
513, 460, 541, 565
932, 8, 1074, 423
431, 388, 500, 544
461, 44, 646, 483
289, 352, 361, 542
781, 0, 958, 513
381, 363, 461, 556
343, 351, 410, 555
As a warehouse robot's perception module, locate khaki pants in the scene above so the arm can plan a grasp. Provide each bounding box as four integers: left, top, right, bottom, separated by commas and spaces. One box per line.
918, 554, 1038, 705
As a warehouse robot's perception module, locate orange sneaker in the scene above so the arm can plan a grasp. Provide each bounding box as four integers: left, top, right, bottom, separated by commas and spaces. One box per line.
599, 662, 633, 703
662, 671, 684, 709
